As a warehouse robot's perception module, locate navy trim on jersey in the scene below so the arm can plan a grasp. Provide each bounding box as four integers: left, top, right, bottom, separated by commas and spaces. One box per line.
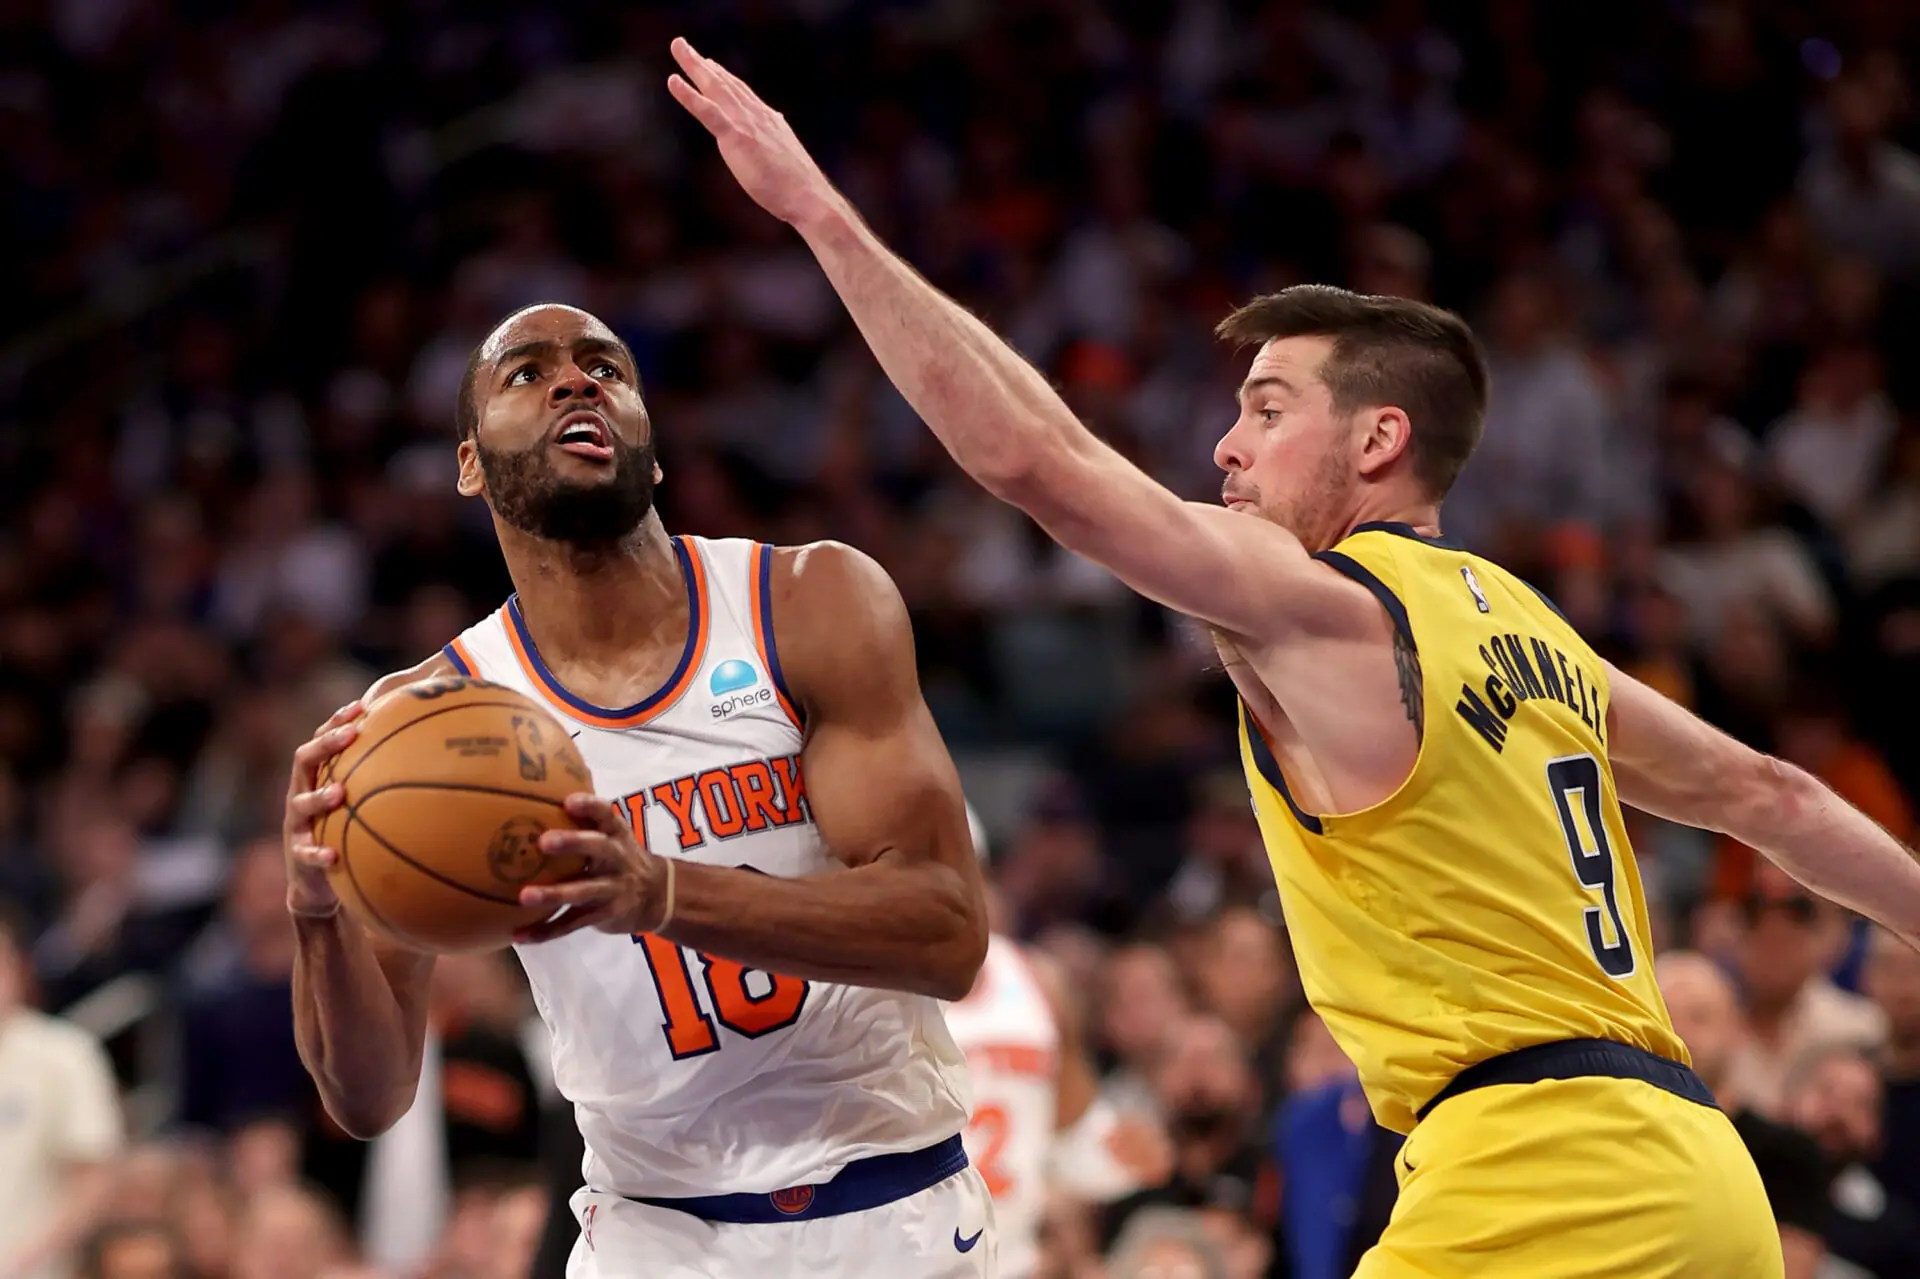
1522, 580, 1570, 623
1313, 551, 1415, 651
755, 543, 799, 717
442, 643, 471, 676
629, 1135, 969, 1224
507, 536, 702, 721
1241, 700, 1324, 836
1350, 520, 1463, 550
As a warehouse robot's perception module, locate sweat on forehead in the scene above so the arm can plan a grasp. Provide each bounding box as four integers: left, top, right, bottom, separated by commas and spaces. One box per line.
479, 303, 618, 363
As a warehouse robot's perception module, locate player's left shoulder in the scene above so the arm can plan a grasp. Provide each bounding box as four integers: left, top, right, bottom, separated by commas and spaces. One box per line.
767, 540, 909, 639
766, 539, 900, 605
765, 541, 917, 709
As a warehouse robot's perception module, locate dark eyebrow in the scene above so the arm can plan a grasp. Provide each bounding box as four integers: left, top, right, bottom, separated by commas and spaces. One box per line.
493, 336, 628, 375
1237, 375, 1296, 403
494, 339, 557, 370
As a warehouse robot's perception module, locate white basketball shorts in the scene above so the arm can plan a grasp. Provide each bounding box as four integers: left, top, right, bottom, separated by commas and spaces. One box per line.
564, 1149, 996, 1278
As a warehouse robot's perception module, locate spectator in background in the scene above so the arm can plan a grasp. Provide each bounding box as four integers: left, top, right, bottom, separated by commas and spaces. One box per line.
228, 1185, 352, 1279
176, 836, 309, 1137
0, 904, 125, 1279
1655, 445, 1836, 656
1846, 416, 1920, 592
1657, 950, 1829, 1279
1764, 340, 1899, 533
1104, 1207, 1230, 1279
1097, 944, 1192, 1115
1864, 927, 1920, 1215
1105, 1015, 1274, 1275
76, 1221, 189, 1279
1726, 869, 1887, 1119
1155, 774, 1278, 928
1273, 1012, 1396, 1279
1798, 71, 1920, 281
31, 812, 208, 1013
1444, 268, 1614, 561
1713, 682, 1916, 905
1189, 907, 1295, 1109
1782, 1043, 1920, 1278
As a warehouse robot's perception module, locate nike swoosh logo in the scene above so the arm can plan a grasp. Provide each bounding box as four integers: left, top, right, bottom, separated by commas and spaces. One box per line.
569, 730, 582, 739
954, 1228, 983, 1253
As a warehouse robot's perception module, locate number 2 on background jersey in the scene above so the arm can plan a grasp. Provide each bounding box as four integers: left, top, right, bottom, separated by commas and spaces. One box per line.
968, 1102, 1015, 1197
1545, 754, 1635, 978
634, 933, 810, 1059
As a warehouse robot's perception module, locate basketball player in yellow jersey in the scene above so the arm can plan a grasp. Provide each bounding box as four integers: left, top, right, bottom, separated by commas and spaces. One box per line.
668, 40, 1920, 1277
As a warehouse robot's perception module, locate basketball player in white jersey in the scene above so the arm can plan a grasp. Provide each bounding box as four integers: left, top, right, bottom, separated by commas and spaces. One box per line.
947, 812, 1171, 1278
280, 302, 996, 1278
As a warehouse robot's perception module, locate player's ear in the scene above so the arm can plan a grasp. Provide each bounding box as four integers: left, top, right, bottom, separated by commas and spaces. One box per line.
456, 438, 485, 497
652, 457, 664, 486
1355, 406, 1412, 479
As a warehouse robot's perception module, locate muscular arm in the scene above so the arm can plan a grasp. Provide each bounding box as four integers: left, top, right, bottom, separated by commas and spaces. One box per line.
1606, 663, 1920, 948
668, 43, 1368, 644
652, 542, 988, 999
289, 655, 448, 1139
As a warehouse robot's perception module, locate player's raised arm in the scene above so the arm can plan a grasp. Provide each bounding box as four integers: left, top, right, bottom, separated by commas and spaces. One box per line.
286, 655, 448, 1138
518, 542, 988, 1000
665, 39, 1366, 644
1606, 663, 1920, 949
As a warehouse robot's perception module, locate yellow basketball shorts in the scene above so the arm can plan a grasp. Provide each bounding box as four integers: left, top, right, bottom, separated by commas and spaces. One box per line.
1354, 1075, 1782, 1279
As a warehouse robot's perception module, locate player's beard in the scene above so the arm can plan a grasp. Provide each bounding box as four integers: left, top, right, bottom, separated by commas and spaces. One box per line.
1268, 442, 1353, 549
478, 433, 658, 547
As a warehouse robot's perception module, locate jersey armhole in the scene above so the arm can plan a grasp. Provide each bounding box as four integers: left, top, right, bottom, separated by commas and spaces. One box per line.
752, 543, 804, 730
1240, 699, 1325, 836
1311, 550, 1414, 651
1520, 579, 1570, 624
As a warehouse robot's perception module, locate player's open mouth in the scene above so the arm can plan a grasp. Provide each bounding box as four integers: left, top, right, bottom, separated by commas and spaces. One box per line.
553, 411, 615, 462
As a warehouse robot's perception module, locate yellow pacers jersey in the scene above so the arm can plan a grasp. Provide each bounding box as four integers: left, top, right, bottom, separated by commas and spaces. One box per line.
1239, 523, 1684, 1135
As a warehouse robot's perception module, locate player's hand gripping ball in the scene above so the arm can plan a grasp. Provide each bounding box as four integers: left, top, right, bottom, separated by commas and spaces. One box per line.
302, 676, 597, 952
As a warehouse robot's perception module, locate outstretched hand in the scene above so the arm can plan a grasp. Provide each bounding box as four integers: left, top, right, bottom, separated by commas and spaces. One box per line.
667, 37, 846, 232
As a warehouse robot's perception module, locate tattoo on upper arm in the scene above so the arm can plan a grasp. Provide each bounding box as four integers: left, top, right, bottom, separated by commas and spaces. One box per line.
1393, 626, 1423, 736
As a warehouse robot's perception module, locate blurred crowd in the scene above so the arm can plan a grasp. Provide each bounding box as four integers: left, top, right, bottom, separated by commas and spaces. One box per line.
3, 0, 1920, 1277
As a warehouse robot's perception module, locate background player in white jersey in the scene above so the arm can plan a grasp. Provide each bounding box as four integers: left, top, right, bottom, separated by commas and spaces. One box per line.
947, 810, 1170, 1278
280, 302, 996, 1278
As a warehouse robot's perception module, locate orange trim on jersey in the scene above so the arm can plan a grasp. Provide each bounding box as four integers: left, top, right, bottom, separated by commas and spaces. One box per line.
503, 537, 711, 729
446, 636, 479, 676
750, 542, 804, 729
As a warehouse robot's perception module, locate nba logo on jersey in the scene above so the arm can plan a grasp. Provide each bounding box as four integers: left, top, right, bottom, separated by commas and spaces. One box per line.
583, 1203, 598, 1250
1460, 565, 1491, 613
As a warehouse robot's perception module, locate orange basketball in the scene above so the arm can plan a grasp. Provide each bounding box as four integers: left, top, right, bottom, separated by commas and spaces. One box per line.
314, 675, 594, 953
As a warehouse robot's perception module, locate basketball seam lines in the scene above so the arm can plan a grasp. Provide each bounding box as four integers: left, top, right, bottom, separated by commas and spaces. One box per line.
337, 698, 552, 787
337, 811, 413, 944
346, 807, 547, 907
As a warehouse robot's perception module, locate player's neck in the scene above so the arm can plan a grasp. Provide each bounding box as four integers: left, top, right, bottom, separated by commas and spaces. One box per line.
1339, 497, 1443, 545
501, 511, 687, 664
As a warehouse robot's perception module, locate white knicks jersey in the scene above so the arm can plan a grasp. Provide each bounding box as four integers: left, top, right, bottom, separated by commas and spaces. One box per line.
444, 535, 972, 1199
944, 935, 1058, 1278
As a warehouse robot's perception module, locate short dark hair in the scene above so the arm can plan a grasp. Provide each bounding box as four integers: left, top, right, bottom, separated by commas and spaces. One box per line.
1215, 284, 1489, 498
456, 340, 488, 440
455, 305, 640, 440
